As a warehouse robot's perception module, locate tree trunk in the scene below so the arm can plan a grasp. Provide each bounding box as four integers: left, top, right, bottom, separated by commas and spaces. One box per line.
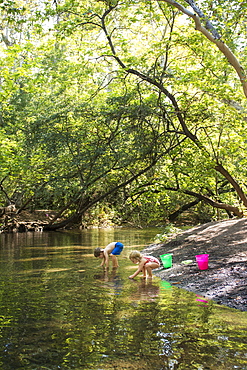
215, 163, 247, 207
184, 190, 243, 217
168, 199, 201, 222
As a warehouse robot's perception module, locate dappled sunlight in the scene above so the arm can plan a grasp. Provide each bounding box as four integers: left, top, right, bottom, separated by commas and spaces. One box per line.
124, 265, 138, 270
124, 244, 147, 249
24, 244, 48, 248
50, 245, 93, 249
44, 268, 72, 273
14, 257, 48, 262
161, 218, 247, 263
24, 245, 93, 251
45, 252, 94, 258
79, 253, 94, 258
24, 245, 75, 250
18, 267, 72, 274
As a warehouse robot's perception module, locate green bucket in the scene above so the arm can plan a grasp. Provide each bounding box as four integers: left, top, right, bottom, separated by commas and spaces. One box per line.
160, 253, 173, 268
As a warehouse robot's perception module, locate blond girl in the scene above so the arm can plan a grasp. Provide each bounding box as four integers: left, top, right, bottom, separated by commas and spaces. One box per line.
129, 250, 160, 279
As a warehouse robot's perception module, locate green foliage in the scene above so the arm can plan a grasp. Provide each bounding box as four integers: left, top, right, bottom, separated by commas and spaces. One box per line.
0, 0, 247, 225
154, 224, 182, 243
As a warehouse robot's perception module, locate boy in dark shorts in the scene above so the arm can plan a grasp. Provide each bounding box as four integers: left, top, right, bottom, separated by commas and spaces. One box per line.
94, 242, 124, 268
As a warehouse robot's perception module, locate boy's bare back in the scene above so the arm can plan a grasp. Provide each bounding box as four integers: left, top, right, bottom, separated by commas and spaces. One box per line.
94, 242, 124, 268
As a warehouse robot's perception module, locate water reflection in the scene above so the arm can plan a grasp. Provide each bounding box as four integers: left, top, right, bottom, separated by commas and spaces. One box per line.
129, 278, 160, 302
0, 229, 246, 370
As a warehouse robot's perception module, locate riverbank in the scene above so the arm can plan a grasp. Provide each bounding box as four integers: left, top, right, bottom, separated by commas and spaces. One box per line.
143, 218, 247, 312
0, 210, 64, 233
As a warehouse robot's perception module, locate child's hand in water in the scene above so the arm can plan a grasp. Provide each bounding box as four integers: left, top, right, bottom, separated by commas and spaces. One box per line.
129, 275, 135, 279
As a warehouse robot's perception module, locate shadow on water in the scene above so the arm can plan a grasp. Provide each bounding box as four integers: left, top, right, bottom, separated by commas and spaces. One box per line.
0, 229, 246, 369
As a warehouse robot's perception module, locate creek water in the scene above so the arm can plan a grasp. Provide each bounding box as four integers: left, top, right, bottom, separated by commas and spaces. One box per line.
0, 228, 246, 370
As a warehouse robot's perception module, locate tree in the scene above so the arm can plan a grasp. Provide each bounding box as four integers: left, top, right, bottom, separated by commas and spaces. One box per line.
47, 0, 247, 222
1, 0, 247, 229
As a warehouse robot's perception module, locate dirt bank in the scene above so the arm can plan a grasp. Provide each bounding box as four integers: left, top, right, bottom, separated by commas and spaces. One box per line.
143, 218, 247, 312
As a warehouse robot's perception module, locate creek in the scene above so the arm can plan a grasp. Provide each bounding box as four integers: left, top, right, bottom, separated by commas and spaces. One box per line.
0, 228, 246, 369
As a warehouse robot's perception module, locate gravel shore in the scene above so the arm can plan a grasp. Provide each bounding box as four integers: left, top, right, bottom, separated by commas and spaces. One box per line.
143, 218, 247, 311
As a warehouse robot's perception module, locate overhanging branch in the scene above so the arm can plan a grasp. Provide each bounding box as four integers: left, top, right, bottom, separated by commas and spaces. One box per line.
157, 0, 247, 98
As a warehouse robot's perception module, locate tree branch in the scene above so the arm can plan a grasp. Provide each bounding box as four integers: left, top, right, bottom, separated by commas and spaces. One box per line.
184, 189, 243, 217
157, 0, 247, 98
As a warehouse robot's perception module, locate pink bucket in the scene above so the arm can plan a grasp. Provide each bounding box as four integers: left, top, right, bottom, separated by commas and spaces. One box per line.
195, 254, 209, 270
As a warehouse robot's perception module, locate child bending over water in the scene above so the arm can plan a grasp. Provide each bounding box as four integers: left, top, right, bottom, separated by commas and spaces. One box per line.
129, 250, 160, 279
94, 242, 124, 268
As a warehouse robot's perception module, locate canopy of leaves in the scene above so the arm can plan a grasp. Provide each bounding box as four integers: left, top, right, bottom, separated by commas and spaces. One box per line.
0, 0, 247, 228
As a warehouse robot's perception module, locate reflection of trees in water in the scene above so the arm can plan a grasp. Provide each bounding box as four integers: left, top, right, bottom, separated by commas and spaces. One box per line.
93, 267, 118, 282
0, 240, 246, 370
130, 279, 160, 302
93, 267, 123, 296
87, 275, 247, 370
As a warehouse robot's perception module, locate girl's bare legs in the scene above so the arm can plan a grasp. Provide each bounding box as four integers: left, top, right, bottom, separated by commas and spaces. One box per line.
145, 262, 160, 278
142, 265, 147, 278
